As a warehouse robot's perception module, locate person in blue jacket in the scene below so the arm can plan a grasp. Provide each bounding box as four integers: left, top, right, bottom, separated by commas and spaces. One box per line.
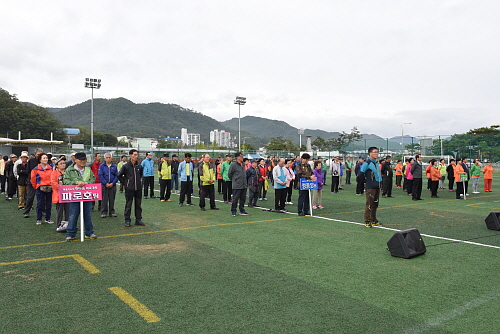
360, 147, 382, 228
98, 152, 119, 218
141, 152, 156, 199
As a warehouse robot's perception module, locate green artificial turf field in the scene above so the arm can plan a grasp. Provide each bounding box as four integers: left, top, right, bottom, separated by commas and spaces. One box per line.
2, 176, 500, 333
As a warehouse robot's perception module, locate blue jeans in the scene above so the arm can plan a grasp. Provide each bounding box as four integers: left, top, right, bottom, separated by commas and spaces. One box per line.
66, 201, 94, 238
36, 189, 52, 220
171, 174, 179, 191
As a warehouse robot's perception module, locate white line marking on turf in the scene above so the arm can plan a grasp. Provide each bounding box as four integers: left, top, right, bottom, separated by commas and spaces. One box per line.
401, 289, 500, 334
155, 189, 500, 250
311, 215, 500, 250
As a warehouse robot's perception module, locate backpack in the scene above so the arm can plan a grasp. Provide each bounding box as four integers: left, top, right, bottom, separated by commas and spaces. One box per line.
356, 161, 374, 184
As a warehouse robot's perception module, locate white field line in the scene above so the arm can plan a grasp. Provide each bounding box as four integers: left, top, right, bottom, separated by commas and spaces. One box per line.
158, 189, 500, 250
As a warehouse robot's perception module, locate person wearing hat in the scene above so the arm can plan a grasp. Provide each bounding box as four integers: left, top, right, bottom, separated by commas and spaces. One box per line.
16, 153, 30, 210
66, 153, 77, 169
295, 153, 317, 216
22, 148, 44, 218
63, 152, 97, 240
5, 154, 18, 201
170, 154, 180, 194
228, 152, 249, 216
158, 153, 173, 202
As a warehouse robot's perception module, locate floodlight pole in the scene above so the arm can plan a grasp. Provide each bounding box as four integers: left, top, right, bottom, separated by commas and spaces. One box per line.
234, 96, 246, 150
85, 78, 101, 157
401, 122, 411, 159
91, 88, 94, 157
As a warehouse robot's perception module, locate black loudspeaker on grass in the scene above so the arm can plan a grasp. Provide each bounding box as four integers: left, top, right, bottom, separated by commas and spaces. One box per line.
387, 228, 426, 259
485, 212, 500, 231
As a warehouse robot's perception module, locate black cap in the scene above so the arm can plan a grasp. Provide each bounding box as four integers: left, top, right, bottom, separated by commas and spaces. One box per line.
163, 153, 170, 157
226, 154, 232, 157
234, 152, 243, 158
171, 154, 177, 158
75, 152, 87, 160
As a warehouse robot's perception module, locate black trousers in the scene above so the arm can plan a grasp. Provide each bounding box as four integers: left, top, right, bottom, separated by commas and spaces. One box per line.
382, 177, 392, 196
274, 188, 287, 210
222, 180, 232, 201
217, 179, 223, 193
179, 180, 193, 204
7, 178, 17, 198
23, 183, 36, 215
259, 180, 267, 198
200, 184, 216, 209
275, 188, 287, 210
412, 178, 423, 200
143, 176, 155, 197
448, 178, 455, 190
159, 179, 172, 200
231, 188, 246, 213
124, 189, 142, 222
286, 185, 293, 202
430, 180, 439, 197
396, 175, 402, 188
345, 171, 352, 184
456, 182, 464, 199
331, 176, 339, 192
356, 181, 364, 195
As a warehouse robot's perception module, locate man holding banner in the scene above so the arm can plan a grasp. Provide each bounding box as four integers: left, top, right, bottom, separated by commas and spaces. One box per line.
63, 152, 97, 241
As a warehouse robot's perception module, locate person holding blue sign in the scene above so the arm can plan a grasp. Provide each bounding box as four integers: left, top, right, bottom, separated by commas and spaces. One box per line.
273, 158, 290, 212
296, 153, 317, 216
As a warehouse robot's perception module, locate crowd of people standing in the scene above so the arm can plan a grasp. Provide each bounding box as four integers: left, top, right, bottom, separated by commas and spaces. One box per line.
1, 148, 495, 238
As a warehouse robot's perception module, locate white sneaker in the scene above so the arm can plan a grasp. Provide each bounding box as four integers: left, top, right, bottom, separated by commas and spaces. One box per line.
36, 220, 42, 225
473, 191, 480, 194
45, 220, 54, 224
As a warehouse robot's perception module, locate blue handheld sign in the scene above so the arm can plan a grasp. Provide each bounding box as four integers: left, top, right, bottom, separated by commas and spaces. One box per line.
300, 178, 318, 190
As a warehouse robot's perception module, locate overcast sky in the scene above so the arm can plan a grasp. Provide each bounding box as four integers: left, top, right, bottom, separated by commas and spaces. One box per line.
1, 1, 499, 138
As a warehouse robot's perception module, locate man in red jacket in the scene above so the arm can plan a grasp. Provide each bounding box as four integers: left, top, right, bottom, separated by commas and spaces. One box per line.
90, 152, 102, 211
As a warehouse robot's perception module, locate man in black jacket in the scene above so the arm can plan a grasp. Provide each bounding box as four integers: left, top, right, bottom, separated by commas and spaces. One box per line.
118, 149, 146, 227
381, 156, 394, 198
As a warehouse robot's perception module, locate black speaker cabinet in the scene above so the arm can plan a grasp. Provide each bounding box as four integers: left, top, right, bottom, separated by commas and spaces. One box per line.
485, 212, 500, 231
387, 228, 426, 259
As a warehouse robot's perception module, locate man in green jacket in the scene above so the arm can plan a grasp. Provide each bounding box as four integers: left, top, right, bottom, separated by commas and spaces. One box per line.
220, 154, 232, 203
198, 153, 219, 211
63, 152, 97, 241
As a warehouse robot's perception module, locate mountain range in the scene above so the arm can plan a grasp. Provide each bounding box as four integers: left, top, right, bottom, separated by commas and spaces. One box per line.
49, 97, 409, 150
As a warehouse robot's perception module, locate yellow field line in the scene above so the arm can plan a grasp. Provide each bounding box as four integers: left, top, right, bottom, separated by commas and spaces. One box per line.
0, 254, 100, 274
0, 216, 301, 250
109, 287, 160, 323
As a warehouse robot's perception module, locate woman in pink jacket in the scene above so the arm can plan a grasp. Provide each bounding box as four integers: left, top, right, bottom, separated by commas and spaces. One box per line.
405, 158, 414, 196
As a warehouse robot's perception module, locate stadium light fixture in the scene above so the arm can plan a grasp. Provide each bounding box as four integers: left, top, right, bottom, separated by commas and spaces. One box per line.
234, 96, 246, 150
84, 78, 102, 157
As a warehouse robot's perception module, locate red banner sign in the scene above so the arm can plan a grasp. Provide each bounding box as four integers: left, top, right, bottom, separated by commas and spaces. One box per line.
58, 184, 102, 203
